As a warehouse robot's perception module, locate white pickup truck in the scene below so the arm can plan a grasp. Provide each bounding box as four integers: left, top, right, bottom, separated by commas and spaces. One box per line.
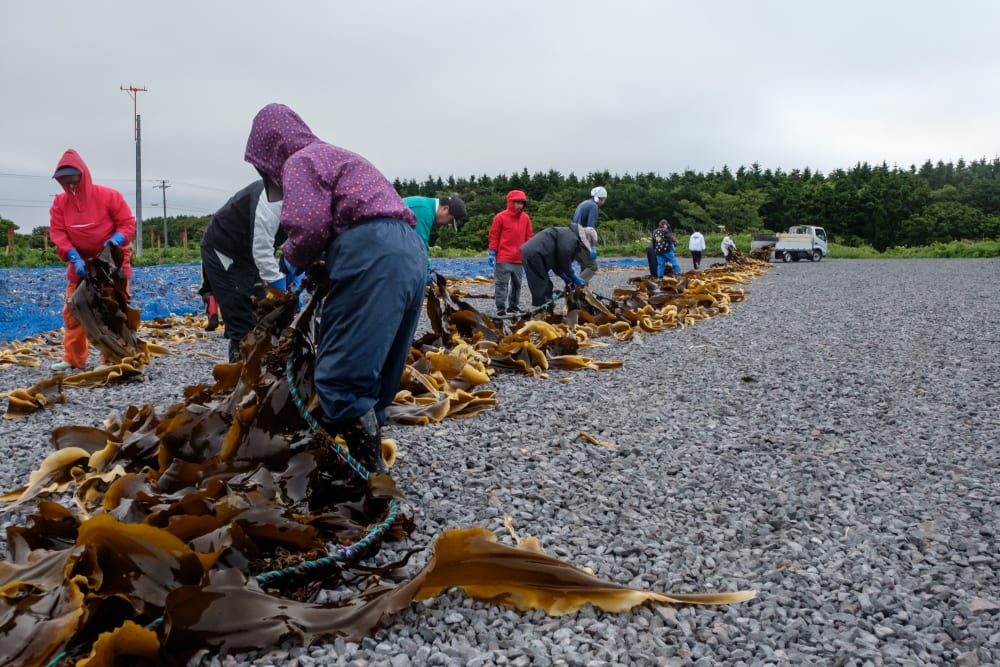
752, 225, 828, 262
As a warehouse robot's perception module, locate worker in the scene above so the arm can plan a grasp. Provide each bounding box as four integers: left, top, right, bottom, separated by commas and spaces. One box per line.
519, 224, 597, 311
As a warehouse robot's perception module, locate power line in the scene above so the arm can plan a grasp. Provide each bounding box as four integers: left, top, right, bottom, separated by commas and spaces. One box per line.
0, 172, 51, 179
167, 180, 235, 193
0, 172, 237, 194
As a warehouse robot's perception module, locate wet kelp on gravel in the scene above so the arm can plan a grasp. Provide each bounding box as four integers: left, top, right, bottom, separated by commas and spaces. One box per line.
0, 259, 767, 666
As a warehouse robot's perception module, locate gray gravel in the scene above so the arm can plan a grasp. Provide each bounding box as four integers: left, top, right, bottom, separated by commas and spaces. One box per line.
2, 258, 998, 666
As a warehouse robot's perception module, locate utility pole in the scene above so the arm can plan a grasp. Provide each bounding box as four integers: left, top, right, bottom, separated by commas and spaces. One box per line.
154, 180, 171, 245
121, 84, 147, 256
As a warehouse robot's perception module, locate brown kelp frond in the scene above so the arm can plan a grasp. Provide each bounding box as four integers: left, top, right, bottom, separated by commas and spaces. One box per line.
0, 265, 764, 664
411, 527, 757, 615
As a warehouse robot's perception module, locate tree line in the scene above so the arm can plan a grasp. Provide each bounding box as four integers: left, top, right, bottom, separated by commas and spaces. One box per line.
6, 157, 1000, 255
396, 158, 1000, 252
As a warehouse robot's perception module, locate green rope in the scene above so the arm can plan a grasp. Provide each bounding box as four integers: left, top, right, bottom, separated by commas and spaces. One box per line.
45, 290, 402, 667
285, 350, 371, 481
279, 291, 403, 564
490, 289, 568, 320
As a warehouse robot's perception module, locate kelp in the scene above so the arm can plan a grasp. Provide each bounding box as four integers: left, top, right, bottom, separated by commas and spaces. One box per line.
3, 247, 155, 418
4, 257, 769, 422
413, 260, 769, 389
0, 263, 759, 666
65, 244, 146, 365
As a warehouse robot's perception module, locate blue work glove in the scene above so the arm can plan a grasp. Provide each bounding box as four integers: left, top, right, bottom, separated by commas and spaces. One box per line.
268, 276, 287, 291
66, 248, 87, 279
570, 273, 585, 286
426, 272, 435, 286
589, 248, 598, 260
104, 232, 126, 247
281, 257, 304, 290
488, 249, 496, 267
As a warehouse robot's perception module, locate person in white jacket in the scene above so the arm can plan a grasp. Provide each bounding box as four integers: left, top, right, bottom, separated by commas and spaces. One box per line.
200, 179, 287, 362
688, 228, 706, 270
721, 232, 738, 262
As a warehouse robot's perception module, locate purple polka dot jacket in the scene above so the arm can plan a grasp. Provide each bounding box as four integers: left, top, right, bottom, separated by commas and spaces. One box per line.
244, 103, 417, 267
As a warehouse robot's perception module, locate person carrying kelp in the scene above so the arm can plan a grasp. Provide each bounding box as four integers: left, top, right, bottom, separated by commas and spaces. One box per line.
200, 179, 289, 362
721, 231, 739, 263
244, 103, 426, 475
48, 149, 135, 372
519, 223, 597, 311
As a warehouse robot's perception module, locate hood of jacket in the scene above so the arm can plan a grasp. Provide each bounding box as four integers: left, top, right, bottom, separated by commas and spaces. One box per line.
577, 223, 598, 252
244, 103, 321, 187
506, 190, 528, 215
54, 149, 94, 212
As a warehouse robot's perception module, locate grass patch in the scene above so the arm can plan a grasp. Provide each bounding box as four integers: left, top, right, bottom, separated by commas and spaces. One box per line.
3, 236, 997, 269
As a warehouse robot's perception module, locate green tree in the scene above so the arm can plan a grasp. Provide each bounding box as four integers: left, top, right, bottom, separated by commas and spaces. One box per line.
899, 202, 993, 246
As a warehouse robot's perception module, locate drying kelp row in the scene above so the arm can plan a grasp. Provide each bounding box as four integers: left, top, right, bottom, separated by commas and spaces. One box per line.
388, 259, 767, 423
3, 255, 768, 422
2, 246, 170, 418
0, 264, 756, 667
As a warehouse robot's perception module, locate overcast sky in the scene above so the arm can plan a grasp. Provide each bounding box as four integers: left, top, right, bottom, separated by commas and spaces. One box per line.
2, 1, 998, 233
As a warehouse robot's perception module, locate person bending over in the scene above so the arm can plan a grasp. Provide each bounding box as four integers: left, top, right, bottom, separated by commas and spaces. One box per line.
519, 223, 597, 311
244, 103, 427, 476
200, 179, 287, 362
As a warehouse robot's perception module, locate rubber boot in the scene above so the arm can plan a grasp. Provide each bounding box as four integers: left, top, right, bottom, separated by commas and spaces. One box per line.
328, 409, 387, 475
204, 295, 220, 332
227, 337, 241, 363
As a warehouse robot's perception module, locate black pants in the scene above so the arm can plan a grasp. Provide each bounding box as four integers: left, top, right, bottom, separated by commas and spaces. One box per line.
522, 250, 555, 307
200, 243, 265, 350
691, 250, 703, 270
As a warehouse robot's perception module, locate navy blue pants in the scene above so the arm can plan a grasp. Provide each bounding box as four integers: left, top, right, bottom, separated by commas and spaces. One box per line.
314, 218, 427, 425
200, 242, 265, 344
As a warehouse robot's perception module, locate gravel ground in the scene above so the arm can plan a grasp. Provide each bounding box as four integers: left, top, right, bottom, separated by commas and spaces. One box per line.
1, 258, 998, 666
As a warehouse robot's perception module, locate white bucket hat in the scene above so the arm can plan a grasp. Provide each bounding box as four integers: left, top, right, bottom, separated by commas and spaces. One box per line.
577, 225, 598, 252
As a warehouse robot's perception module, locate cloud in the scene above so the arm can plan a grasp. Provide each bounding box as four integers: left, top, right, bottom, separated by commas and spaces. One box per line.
2, 1, 999, 232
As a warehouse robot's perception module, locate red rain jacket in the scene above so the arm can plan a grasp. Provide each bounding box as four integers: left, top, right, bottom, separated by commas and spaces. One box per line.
49, 149, 136, 281
488, 190, 533, 264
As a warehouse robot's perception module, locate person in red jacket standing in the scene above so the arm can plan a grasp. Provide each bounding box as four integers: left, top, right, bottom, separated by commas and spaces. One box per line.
48, 149, 136, 372
487, 190, 533, 315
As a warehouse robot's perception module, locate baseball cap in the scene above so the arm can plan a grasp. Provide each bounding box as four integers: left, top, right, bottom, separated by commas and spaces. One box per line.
53, 166, 82, 179
444, 195, 467, 231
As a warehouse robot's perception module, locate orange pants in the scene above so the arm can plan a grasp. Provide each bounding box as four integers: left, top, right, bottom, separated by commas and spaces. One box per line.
61, 279, 130, 368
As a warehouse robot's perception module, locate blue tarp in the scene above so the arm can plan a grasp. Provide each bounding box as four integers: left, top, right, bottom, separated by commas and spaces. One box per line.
0, 257, 646, 343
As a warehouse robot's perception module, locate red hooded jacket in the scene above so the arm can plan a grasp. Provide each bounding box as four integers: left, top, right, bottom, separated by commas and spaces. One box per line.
49, 149, 136, 281
488, 190, 533, 264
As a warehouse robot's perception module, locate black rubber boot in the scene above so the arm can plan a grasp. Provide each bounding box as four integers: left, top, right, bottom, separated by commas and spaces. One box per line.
328, 409, 386, 475
227, 338, 241, 363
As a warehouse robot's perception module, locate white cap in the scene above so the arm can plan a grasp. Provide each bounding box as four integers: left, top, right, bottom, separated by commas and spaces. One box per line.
591, 186, 608, 200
